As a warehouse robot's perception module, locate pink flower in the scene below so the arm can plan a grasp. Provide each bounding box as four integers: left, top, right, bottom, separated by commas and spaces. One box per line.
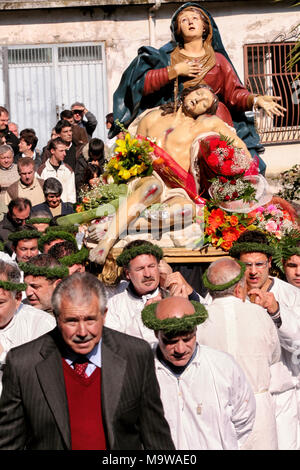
265, 220, 277, 233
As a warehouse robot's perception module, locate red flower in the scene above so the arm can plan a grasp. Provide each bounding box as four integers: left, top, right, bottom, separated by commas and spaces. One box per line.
208, 208, 225, 228
206, 224, 217, 235
220, 160, 233, 176
219, 176, 228, 184
224, 195, 230, 201
229, 215, 239, 226
232, 191, 239, 199
217, 140, 228, 149
230, 179, 236, 185
223, 147, 235, 161
222, 226, 240, 243
207, 153, 219, 168
220, 240, 233, 251
208, 138, 222, 151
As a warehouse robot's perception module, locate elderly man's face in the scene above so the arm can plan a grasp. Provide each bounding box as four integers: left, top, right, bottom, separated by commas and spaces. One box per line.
125, 254, 160, 296
15, 238, 39, 263
25, 275, 58, 312
19, 164, 35, 186
155, 296, 197, 366
0, 150, 14, 169
0, 286, 21, 329
71, 107, 84, 124
8, 122, 18, 137
284, 255, 300, 288
157, 329, 197, 367
57, 293, 106, 355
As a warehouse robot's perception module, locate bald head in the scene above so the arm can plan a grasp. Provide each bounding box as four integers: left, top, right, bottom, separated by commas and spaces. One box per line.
207, 258, 242, 285
206, 257, 246, 299
156, 296, 195, 321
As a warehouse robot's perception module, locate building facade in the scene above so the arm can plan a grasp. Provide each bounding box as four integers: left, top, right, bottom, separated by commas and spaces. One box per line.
0, 0, 299, 174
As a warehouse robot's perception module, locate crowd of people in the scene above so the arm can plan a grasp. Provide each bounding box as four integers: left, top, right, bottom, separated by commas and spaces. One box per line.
0, 125, 299, 449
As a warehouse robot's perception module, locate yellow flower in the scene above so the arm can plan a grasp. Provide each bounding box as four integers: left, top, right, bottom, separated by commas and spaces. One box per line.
130, 165, 139, 176
115, 139, 127, 156
118, 168, 131, 180
115, 133, 139, 156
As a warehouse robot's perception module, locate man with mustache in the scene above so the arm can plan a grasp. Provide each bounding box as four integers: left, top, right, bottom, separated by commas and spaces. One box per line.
141, 296, 256, 450
0, 272, 174, 450
105, 239, 203, 346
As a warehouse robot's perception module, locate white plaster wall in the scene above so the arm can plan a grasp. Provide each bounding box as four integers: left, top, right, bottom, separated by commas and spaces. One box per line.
263, 143, 300, 176
0, 2, 298, 107
0, 1, 299, 174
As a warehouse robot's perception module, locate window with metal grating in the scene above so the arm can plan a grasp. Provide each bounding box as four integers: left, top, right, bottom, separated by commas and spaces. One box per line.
8, 47, 52, 65
244, 41, 299, 144
58, 45, 102, 62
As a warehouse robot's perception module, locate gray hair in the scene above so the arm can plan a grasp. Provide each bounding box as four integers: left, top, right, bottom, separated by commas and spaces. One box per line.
0, 144, 13, 157
43, 177, 63, 196
52, 272, 107, 318
0, 259, 21, 297
206, 258, 245, 299
71, 101, 85, 109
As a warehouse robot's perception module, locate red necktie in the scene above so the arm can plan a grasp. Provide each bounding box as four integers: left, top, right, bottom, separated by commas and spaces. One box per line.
74, 361, 89, 378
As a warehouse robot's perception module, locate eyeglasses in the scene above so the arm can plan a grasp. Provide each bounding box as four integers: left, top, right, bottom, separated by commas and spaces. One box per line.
244, 261, 268, 270
72, 109, 83, 115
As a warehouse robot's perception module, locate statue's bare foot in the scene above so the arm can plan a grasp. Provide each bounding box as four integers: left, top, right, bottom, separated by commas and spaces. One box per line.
89, 244, 109, 265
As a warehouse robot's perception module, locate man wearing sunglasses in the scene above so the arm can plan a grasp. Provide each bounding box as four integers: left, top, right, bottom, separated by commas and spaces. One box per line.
70, 102, 97, 140
229, 230, 300, 449
0, 197, 32, 255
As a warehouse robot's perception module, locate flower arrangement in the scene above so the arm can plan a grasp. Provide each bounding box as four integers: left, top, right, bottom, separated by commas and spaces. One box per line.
204, 134, 254, 177
103, 130, 154, 184
209, 176, 257, 205
199, 202, 255, 251
248, 204, 299, 240
192, 200, 299, 253
202, 134, 259, 205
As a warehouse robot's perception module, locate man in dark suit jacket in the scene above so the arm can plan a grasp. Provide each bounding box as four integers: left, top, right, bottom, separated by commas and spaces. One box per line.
0, 272, 174, 451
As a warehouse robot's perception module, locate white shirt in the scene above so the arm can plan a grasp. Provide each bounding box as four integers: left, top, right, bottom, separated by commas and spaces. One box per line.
105, 284, 160, 347
269, 277, 300, 378
154, 343, 256, 450
39, 160, 76, 204
197, 296, 281, 449
197, 296, 281, 393
0, 303, 56, 395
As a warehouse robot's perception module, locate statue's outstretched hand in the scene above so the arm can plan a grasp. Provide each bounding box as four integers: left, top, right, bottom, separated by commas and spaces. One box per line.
256, 95, 286, 117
